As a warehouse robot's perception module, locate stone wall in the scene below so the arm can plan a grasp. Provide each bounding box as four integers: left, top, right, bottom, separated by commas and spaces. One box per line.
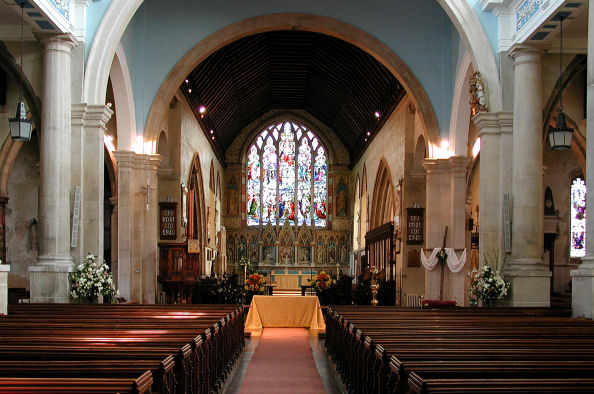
5, 133, 40, 289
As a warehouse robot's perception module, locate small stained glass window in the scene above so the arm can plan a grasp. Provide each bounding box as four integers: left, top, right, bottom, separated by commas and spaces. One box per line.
570, 177, 586, 258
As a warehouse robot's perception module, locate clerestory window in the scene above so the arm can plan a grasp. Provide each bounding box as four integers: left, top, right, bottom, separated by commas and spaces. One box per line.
246, 121, 328, 227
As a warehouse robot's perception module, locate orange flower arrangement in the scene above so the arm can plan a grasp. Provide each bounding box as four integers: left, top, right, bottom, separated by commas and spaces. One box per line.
245, 273, 265, 293
310, 271, 337, 292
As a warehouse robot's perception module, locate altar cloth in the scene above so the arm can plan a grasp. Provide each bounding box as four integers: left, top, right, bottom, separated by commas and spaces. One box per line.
245, 295, 325, 331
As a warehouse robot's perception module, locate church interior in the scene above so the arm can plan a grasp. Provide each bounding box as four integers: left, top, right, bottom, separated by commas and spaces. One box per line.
1, 0, 594, 392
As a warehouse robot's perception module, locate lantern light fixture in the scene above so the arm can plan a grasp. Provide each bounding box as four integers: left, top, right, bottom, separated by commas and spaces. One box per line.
548, 15, 573, 150
8, 1, 32, 142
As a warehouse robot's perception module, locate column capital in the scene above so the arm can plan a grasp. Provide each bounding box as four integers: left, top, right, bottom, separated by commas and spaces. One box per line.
113, 151, 162, 171
472, 111, 513, 136
508, 44, 546, 65
422, 156, 470, 175
85, 104, 114, 127
37, 33, 78, 53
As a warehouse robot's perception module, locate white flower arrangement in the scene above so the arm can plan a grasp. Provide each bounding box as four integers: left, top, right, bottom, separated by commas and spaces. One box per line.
70, 254, 118, 302
469, 264, 509, 307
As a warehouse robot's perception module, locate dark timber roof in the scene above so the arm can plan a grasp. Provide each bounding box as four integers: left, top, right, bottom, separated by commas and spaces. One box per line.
182, 30, 405, 164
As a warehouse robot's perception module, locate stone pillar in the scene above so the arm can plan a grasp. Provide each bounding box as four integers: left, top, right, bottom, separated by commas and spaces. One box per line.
472, 112, 513, 267
0, 264, 9, 315
114, 151, 161, 303
506, 45, 550, 307
0, 196, 8, 264
70, 104, 113, 264
423, 157, 470, 305
82, 105, 113, 263
571, 1, 594, 318
30, 34, 77, 303
110, 197, 119, 289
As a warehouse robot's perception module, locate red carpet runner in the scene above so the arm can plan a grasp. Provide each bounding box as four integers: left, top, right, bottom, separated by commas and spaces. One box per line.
239, 328, 327, 393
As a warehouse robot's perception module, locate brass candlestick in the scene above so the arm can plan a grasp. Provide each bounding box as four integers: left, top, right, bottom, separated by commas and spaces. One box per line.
370, 267, 379, 306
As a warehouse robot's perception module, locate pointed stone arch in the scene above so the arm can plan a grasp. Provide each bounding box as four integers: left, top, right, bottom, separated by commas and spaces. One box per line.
370, 158, 396, 229
187, 153, 207, 274
361, 164, 369, 238
353, 174, 361, 250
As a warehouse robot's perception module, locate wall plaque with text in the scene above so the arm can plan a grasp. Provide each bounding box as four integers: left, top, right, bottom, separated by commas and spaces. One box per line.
406, 207, 424, 245
159, 202, 177, 240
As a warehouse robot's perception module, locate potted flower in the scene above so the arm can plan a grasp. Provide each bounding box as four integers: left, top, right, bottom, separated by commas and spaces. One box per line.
70, 254, 118, 303
244, 272, 265, 305
310, 271, 337, 305
469, 265, 509, 307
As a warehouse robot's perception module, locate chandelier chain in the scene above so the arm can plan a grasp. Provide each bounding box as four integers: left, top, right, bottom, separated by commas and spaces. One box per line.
559, 16, 564, 111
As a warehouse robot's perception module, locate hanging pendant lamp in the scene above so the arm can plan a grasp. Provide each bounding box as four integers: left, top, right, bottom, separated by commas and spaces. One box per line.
548, 15, 573, 150
8, 1, 32, 142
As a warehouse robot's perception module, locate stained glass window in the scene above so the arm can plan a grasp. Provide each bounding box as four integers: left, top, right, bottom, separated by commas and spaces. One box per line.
246, 121, 327, 227
570, 177, 586, 257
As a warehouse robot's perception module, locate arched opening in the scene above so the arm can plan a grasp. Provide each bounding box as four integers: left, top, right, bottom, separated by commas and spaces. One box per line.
187, 154, 207, 276
353, 175, 361, 251
370, 159, 395, 230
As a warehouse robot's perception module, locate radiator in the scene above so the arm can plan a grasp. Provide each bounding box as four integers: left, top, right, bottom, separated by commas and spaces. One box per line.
405, 294, 422, 308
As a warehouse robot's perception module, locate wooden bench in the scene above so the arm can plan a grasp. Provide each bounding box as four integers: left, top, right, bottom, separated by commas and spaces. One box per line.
326, 306, 594, 394
0, 304, 244, 394
0, 370, 153, 393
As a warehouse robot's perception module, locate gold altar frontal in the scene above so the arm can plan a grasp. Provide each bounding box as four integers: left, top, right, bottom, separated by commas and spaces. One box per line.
245, 295, 326, 333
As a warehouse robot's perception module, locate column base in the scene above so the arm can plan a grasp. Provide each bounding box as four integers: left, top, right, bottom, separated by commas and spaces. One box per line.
0, 265, 9, 315
571, 260, 594, 318
505, 259, 551, 307
29, 263, 74, 303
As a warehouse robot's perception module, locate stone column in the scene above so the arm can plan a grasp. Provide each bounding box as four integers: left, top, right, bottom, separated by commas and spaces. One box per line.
0, 264, 9, 315
82, 105, 113, 263
571, 1, 594, 318
506, 45, 550, 307
423, 157, 470, 305
114, 151, 161, 303
0, 196, 8, 264
29, 34, 77, 303
110, 197, 119, 289
472, 112, 513, 267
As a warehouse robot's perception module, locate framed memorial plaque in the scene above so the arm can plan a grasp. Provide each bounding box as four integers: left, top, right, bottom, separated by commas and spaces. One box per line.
406, 207, 424, 245
159, 202, 177, 240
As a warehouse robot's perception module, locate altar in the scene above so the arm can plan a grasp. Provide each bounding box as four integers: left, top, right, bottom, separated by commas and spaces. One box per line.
245, 295, 325, 332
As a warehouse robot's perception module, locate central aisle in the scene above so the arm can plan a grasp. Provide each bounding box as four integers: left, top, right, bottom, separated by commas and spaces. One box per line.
238, 328, 328, 394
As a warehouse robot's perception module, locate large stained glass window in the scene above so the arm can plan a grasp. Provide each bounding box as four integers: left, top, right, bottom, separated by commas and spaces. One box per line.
246, 121, 327, 227
570, 177, 586, 258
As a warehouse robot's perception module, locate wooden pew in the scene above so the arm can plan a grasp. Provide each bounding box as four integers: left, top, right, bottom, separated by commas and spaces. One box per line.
0, 304, 244, 394
325, 306, 594, 394
0, 370, 153, 393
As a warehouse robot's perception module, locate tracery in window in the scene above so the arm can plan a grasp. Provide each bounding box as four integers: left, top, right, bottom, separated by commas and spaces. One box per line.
246, 121, 327, 227
570, 177, 586, 258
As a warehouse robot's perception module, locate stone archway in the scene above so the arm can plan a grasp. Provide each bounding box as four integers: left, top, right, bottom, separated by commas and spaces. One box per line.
370, 158, 396, 230
84, 1, 502, 148
187, 153, 207, 275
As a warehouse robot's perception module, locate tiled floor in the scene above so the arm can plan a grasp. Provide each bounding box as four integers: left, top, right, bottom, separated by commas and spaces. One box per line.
222, 329, 345, 394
